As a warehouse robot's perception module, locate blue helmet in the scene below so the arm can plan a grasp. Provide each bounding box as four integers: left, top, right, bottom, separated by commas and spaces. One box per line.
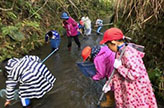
61, 12, 69, 19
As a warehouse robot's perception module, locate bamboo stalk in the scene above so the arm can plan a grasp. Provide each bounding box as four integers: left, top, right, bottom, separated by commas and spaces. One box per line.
114, 0, 164, 28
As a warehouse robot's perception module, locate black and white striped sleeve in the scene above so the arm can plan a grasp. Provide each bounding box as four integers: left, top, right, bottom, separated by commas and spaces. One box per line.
6, 78, 18, 101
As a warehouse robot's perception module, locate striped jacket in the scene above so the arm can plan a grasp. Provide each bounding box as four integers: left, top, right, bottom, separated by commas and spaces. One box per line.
5, 55, 56, 100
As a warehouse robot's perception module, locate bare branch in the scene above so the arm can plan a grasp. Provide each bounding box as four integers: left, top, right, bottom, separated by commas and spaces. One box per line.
0, 0, 16, 11
28, 0, 49, 19
55, 0, 70, 15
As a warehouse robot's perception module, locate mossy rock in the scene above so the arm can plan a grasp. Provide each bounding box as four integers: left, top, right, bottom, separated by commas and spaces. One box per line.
8, 31, 25, 41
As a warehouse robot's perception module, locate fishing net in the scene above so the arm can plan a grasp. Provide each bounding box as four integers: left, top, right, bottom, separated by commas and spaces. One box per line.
76, 61, 96, 77
0, 89, 6, 99
0, 89, 19, 100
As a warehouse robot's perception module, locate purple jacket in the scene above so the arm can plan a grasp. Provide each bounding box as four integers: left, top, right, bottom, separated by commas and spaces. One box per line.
92, 46, 115, 80
63, 17, 78, 36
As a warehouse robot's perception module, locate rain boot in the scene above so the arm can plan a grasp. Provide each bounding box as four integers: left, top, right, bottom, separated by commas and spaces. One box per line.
68, 47, 71, 51
78, 46, 81, 51
23, 106, 31, 108
23, 104, 32, 108
100, 91, 115, 108
24, 106, 31, 108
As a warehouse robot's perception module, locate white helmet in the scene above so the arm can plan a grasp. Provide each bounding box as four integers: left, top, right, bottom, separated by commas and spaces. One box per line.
81, 17, 85, 21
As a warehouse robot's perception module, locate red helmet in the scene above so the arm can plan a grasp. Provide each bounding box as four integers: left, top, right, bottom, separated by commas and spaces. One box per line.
81, 46, 91, 62
80, 20, 84, 26
100, 28, 124, 44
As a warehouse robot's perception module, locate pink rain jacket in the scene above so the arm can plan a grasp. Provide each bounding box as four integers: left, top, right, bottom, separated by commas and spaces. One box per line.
63, 17, 78, 37
108, 45, 157, 108
92, 46, 115, 80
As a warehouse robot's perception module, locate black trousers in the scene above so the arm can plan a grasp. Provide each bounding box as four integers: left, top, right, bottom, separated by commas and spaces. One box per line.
67, 36, 81, 48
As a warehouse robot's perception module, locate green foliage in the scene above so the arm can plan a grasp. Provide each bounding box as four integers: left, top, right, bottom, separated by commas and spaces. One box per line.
0, 1, 45, 62
7, 12, 17, 20
1, 26, 18, 36
15, 22, 22, 28
24, 1, 34, 14
57, 26, 65, 36
148, 68, 162, 86
0, 18, 2, 38
24, 1, 41, 19
148, 68, 164, 102
1, 26, 25, 41
0, 47, 13, 59
99, 10, 107, 16
22, 20, 40, 30
0, 17, 2, 25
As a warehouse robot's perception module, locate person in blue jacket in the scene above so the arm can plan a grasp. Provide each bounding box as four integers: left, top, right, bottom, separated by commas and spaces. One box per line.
95, 18, 103, 35
77, 23, 84, 36
45, 30, 61, 51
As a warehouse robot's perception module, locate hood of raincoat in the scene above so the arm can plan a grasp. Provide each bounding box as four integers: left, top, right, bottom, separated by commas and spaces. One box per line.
128, 43, 145, 58
5, 55, 41, 79
119, 44, 145, 59
5, 58, 20, 75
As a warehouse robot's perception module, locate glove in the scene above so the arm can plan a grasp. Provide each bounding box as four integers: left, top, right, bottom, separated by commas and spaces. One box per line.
114, 59, 122, 69
102, 83, 111, 93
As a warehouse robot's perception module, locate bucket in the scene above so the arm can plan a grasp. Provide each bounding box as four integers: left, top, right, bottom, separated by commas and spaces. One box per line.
76, 61, 96, 77
50, 38, 61, 49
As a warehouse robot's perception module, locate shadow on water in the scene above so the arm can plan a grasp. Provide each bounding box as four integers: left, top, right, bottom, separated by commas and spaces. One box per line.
0, 32, 107, 108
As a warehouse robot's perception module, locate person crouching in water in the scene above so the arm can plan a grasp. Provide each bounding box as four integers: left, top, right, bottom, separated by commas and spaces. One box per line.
45, 30, 61, 52
81, 45, 115, 107
0, 55, 56, 108
61, 12, 81, 51
100, 28, 157, 108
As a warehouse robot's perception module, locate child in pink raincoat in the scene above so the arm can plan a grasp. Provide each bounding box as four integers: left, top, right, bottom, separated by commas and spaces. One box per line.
61, 12, 81, 51
100, 28, 158, 108
81, 45, 116, 107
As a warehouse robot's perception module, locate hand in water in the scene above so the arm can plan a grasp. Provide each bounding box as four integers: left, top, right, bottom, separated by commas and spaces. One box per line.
4, 100, 10, 107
